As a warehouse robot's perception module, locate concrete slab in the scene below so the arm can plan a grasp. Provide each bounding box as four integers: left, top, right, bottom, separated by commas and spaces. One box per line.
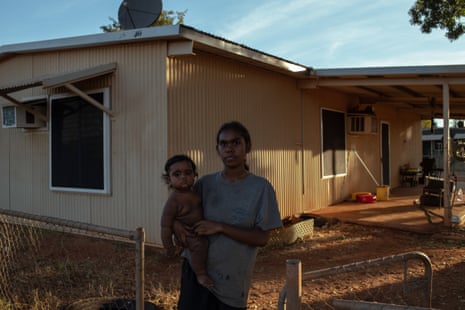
307, 186, 465, 234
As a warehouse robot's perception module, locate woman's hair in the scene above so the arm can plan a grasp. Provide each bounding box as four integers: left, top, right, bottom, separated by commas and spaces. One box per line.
216, 121, 252, 152
162, 154, 198, 184
216, 121, 252, 170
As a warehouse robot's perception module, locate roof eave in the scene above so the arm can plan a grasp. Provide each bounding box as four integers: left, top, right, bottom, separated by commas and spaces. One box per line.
314, 64, 465, 78
0, 24, 311, 77
178, 26, 309, 76
0, 25, 183, 61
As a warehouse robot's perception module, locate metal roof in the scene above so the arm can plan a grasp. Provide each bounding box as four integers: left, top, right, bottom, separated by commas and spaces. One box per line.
298, 65, 465, 119
0, 25, 309, 78
2, 25, 465, 118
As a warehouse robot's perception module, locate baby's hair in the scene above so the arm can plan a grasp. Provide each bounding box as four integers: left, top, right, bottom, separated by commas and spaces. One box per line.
162, 154, 198, 184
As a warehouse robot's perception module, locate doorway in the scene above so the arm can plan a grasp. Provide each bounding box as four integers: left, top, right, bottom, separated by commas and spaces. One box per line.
380, 122, 391, 185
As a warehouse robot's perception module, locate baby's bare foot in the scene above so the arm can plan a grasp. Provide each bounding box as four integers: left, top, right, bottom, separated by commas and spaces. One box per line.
197, 274, 214, 287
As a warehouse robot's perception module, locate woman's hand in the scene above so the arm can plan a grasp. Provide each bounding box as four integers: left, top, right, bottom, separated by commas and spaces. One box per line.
194, 220, 223, 236
195, 220, 270, 246
172, 220, 195, 247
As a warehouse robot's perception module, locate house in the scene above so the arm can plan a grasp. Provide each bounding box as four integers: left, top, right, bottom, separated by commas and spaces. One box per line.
422, 126, 465, 173
1, 24, 464, 244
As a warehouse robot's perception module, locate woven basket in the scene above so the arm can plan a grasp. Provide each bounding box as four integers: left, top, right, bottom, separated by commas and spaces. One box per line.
268, 218, 314, 246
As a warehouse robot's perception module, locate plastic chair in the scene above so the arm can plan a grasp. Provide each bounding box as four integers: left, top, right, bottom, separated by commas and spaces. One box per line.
420, 176, 456, 208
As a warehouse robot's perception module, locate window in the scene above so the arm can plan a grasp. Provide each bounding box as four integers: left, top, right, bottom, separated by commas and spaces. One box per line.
321, 109, 346, 177
50, 88, 110, 193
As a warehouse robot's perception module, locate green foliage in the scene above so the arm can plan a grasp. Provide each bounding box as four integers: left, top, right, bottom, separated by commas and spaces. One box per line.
156, 10, 186, 26
409, 0, 465, 40
100, 17, 121, 33
100, 9, 186, 32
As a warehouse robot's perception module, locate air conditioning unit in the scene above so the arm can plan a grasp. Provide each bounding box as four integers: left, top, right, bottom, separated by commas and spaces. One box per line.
2, 105, 46, 129
348, 114, 377, 134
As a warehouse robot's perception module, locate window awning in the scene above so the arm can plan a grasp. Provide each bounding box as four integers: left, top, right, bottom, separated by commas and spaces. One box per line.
454, 133, 465, 140
0, 78, 43, 96
41, 62, 117, 89
422, 134, 443, 141
0, 62, 117, 119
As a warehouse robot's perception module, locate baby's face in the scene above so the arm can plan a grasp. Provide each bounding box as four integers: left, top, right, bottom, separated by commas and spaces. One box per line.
168, 161, 196, 191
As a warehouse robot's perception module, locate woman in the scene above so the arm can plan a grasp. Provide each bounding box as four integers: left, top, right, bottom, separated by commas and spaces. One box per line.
176, 121, 282, 309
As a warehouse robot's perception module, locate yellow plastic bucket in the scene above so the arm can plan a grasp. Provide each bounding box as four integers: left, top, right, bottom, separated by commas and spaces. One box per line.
376, 186, 390, 201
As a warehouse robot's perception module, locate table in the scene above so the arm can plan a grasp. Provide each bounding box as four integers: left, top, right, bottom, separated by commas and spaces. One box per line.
400, 168, 421, 187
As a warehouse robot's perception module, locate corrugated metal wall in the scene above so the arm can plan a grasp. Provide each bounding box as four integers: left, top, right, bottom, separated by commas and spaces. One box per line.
167, 50, 424, 217
301, 90, 349, 210
0, 42, 169, 243
0, 123, 10, 209
167, 51, 303, 218
0, 39, 424, 244
376, 104, 423, 186
300, 89, 423, 212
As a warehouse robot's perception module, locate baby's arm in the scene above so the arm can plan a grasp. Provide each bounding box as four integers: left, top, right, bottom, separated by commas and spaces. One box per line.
160, 200, 179, 257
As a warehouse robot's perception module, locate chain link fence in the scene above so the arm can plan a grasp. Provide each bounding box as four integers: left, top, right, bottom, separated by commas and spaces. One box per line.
0, 208, 146, 310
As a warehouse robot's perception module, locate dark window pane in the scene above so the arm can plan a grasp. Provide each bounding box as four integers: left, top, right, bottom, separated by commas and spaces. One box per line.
51, 93, 104, 190
322, 109, 346, 176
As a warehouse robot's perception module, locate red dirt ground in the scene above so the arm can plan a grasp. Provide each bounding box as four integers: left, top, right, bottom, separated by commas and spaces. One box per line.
7, 220, 465, 309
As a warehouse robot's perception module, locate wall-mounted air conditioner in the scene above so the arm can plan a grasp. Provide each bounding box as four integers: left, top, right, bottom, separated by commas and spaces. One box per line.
347, 114, 377, 134
2, 105, 46, 129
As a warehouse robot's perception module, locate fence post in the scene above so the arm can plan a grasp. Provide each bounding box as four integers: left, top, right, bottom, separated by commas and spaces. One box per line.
286, 259, 302, 310
135, 227, 145, 310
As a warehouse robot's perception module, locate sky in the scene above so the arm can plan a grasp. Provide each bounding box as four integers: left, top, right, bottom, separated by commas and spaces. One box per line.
1, 0, 465, 69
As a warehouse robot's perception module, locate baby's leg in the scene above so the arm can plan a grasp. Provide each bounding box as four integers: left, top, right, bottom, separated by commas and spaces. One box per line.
188, 236, 214, 287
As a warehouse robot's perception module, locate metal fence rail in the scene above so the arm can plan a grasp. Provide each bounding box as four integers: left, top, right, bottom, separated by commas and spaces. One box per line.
0, 208, 146, 310
278, 251, 433, 310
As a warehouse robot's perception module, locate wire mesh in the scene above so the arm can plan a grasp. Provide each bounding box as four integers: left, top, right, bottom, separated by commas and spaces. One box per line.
0, 209, 145, 310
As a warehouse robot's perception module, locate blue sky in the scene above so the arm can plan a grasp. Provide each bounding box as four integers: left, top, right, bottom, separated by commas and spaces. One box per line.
1, 0, 465, 69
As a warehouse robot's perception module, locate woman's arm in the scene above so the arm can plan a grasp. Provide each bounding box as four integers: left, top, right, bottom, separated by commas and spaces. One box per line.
194, 220, 270, 247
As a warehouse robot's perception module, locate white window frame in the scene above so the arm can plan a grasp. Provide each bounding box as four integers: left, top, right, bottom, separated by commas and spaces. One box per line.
49, 88, 111, 194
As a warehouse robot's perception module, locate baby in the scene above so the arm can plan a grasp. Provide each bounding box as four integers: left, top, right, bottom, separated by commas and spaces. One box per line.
160, 154, 213, 287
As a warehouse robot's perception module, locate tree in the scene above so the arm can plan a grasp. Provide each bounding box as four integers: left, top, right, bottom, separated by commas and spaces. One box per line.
101, 9, 186, 32
409, 0, 465, 40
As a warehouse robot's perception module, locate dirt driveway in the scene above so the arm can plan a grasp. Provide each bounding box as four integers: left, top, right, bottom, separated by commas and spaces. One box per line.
5, 219, 465, 309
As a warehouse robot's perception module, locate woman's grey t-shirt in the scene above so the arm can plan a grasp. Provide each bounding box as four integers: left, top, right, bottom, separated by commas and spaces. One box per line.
191, 172, 282, 308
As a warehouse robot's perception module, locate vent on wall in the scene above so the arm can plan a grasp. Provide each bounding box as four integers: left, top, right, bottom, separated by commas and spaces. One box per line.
348, 114, 377, 134
2, 105, 46, 129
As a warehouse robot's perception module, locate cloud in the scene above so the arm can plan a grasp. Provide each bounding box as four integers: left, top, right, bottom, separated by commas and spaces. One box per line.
221, 0, 328, 41
217, 0, 408, 66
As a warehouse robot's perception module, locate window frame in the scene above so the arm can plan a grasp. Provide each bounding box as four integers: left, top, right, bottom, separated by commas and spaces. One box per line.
321, 108, 347, 178
49, 88, 111, 194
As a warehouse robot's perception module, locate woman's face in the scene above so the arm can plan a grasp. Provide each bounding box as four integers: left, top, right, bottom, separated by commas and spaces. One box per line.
216, 129, 248, 169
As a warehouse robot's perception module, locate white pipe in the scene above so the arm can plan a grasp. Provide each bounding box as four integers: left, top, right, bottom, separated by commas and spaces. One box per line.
352, 150, 380, 186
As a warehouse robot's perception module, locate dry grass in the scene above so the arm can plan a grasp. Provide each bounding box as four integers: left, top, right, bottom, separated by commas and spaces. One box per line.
2, 221, 465, 309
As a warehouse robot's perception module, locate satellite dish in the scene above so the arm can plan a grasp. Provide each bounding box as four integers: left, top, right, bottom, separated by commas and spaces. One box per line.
118, 0, 163, 30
